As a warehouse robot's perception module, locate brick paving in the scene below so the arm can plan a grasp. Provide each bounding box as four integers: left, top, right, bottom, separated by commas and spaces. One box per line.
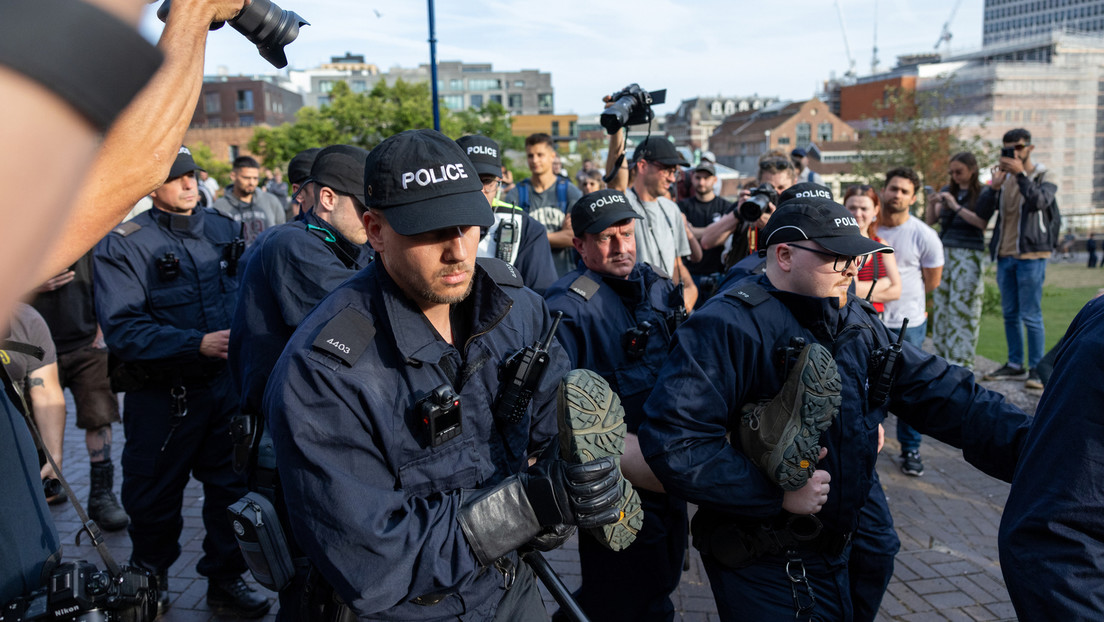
44, 353, 1037, 621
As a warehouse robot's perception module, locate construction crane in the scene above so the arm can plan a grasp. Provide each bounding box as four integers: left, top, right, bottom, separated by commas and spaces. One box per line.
935, 0, 965, 53
834, 0, 858, 80
871, 0, 880, 74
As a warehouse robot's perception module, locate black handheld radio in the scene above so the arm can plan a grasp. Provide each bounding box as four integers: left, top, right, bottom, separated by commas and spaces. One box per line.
868, 318, 908, 407
493, 311, 564, 424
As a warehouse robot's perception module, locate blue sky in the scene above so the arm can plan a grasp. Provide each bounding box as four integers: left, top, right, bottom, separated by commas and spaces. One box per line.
140, 0, 983, 116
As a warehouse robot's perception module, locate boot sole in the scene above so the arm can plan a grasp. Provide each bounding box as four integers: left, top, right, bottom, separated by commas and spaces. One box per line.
557, 369, 643, 552
767, 344, 842, 491
206, 596, 272, 619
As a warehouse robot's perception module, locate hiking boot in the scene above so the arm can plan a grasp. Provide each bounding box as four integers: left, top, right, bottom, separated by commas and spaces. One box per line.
1024, 369, 1044, 391
557, 369, 643, 552
207, 576, 272, 618
739, 343, 841, 491
88, 461, 129, 531
983, 363, 1028, 381
900, 450, 924, 477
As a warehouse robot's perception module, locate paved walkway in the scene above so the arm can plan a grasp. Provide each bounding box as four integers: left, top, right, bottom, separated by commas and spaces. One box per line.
46, 355, 1037, 621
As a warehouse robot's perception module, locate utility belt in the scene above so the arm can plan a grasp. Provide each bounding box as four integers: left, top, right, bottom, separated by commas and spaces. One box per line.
692, 510, 851, 570
108, 355, 225, 393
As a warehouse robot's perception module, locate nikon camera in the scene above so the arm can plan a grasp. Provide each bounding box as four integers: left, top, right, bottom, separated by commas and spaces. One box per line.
600, 84, 667, 135
737, 183, 780, 223
1, 562, 156, 622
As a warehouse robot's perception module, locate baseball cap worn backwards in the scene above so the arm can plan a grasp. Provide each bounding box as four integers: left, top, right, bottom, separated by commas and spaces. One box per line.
455, 135, 502, 178
759, 197, 892, 258
306, 145, 370, 205
168, 146, 203, 180
632, 138, 689, 167
570, 189, 641, 238
363, 129, 494, 236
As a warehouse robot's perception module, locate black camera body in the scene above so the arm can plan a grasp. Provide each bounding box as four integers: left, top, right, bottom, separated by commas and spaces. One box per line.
600, 84, 667, 135
415, 385, 463, 447
738, 184, 781, 223
1, 561, 156, 622
621, 321, 653, 359
157, 0, 307, 68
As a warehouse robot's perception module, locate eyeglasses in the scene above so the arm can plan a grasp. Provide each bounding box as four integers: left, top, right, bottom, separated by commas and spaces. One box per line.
788, 244, 869, 273
846, 184, 874, 193
648, 161, 678, 176
759, 157, 794, 172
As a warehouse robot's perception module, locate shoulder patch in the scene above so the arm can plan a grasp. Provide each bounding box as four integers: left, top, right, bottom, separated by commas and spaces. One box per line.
311, 307, 375, 367
643, 262, 670, 280
477, 257, 524, 288
567, 275, 600, 301
724, 283, 771, 306
110, 221, 142, 237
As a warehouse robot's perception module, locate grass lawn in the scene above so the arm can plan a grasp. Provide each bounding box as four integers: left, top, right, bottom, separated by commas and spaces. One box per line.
976, 261, 1104, 363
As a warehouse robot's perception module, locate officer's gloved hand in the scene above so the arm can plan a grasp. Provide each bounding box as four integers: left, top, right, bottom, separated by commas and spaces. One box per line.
519, 455, 622, 529
524, 523, 576, 553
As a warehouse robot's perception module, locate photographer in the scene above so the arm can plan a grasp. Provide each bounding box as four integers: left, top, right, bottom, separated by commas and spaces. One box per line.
678, 161, 731, 302
701, 154, 798, 268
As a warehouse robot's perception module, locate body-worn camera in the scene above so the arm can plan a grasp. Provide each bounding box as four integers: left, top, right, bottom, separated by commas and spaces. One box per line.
1, 561, 156, 622
738, 184, 781, 223
622, 321, 653, 359
600, 84, 667, 135
415, 385, 463, 447
157, 0, 308, 69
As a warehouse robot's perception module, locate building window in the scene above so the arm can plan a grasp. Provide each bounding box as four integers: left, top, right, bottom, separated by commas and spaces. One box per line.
490, 94, 503, 105
551, 121, 560, 136
724, 101, 736, 115
514, 80, 525, 87
470, 94, 484, 108
449, 79, 464, 91
817, 122, 833, 142
229, 145, 240, 160
569, 121, 577, 136
204, 92, 220, 114
443, 95, 464, 110
319, 80, 334, 93
318, 96, 330, 107
351, 80, 367, 93
239, 114, 254, 126
711, 101, 723, 115
207, 118, 221, 128
236, 90, 254, 112
509, 94, 523, 109
778, 136, 791, 145
538, 93, 553, 110
796, 122, 811, 146
468, 78, 502, 91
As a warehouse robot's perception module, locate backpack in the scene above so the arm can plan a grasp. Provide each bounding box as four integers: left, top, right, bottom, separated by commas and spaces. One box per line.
515, 177, 570, 212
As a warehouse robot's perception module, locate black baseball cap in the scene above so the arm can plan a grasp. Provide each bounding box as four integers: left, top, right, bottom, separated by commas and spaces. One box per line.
778, 182, 833, 204
791, 148, 807, 158
570, 189, 641, 238
363, 129, 493, 236
306, 145, 370, 205
759, 197, 892, 257
288, 147, 321, 185
692, 161, 716, 176
167, 146, 203, 180
455, 135, 501, 178
632, 138, 689, 167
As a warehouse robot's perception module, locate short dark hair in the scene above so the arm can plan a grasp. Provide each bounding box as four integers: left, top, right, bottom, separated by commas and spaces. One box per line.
232, 156, 261, 170
524, 133, 556, 151
1002, 128, 1031, 144
884, 167, 920, 193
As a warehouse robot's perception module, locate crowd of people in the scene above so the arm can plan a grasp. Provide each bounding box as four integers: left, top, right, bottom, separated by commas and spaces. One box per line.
2, 2, 1103, 621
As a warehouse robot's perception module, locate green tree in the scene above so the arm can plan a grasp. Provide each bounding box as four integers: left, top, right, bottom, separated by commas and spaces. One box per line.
854, 77, 994, 212
188, 142, 232, 188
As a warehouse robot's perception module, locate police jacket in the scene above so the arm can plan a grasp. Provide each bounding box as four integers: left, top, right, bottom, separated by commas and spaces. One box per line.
638, 273, 1031, 537
479, 199, 557, 295
229, 209, 373, 416
979, 164, 1059, 259
544, 263, 680, 429
999, 296, 1104, 619
93, 207, 242, 369
263, 258, 569, 619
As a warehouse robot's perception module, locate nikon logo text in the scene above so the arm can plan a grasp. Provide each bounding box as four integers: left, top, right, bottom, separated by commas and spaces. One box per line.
401, 163, 469, 189
588, 194, 627, 211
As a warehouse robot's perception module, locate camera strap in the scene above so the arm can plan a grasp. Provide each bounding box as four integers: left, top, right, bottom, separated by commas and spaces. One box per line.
0, 361, 122, 576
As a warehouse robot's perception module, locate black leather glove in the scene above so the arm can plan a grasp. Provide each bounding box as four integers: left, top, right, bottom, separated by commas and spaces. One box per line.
520, 455, 622, 529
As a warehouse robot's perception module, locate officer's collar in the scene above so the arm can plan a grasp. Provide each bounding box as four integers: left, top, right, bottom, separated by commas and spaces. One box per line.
374, 261, 512, 363
301, 209, 370, 269
587, 264, 647, 304
757, 274, 842, 341
151, 206, 203, 236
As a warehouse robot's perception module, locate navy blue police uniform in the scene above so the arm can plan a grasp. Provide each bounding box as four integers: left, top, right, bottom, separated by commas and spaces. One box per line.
93, 206, 249, 582
545, 261, 687, 621
263, 258, 570, 619
638, 272, 1031, 621
999, 295, 1104, 619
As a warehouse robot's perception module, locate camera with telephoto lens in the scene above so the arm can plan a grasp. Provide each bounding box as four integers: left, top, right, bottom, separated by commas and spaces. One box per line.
737, 184, 780, 222
157, 0, 308, 69
600, 84, 667, 135
1, 561, 156, 622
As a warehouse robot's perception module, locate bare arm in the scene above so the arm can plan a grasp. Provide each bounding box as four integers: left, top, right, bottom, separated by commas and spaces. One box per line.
675, 257, 698, 312
683, 214, 703, 263
28, 363, 67, 480
546, 214, 574, 249
36, 0, 248, 285
604, 128, 629, 192
939, 192, 990, 230
701, 212, 740, 250
621, 433, 664, 493
857, 252, 902, 303
922, 266, 943, 293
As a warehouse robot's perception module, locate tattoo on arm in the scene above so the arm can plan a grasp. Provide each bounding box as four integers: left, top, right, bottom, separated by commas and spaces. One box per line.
29, 377, 44, 388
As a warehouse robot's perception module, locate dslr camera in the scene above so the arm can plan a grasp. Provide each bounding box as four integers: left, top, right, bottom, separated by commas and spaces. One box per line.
157, 0, 308, 68
738, 183, 780, 223
1, 561, 156, 622
600, 84, 667, 135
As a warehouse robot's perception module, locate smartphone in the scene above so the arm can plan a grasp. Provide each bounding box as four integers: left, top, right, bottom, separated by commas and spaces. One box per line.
1000, 147, 1016, 159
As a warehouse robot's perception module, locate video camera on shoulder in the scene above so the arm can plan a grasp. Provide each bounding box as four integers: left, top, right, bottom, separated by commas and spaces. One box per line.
600, 84, 666, 135
738, 184, 780, 223
1, 561, 157, 622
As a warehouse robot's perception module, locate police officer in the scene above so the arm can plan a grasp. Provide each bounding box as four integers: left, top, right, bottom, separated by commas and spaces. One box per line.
229, 144, 373, 620
544, 189, 685, 621
93, 146, 271, 618
263, 129, 625, 619
638, 196, 1032, 620
286, 146, 321, 219
457, 135, 557, 294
